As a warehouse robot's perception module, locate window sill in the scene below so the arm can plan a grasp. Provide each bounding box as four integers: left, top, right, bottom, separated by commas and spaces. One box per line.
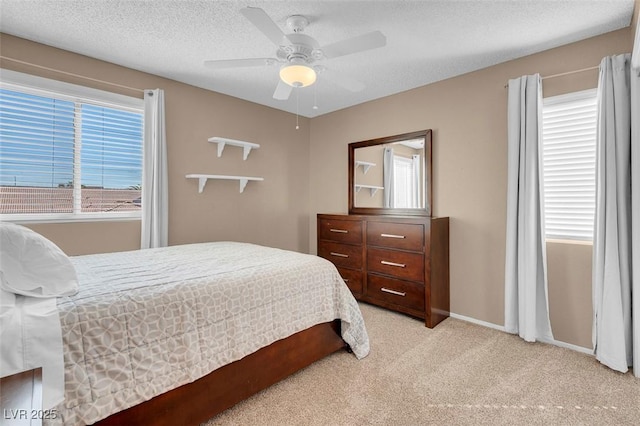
545, 238, 593, 246
1, 212, 141, 224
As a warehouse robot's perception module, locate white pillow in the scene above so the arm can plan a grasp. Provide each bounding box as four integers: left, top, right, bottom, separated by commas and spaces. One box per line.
0, 223, 78, 298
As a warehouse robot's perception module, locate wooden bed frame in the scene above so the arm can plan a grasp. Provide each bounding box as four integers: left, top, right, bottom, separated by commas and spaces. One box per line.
94, 320, 345, 426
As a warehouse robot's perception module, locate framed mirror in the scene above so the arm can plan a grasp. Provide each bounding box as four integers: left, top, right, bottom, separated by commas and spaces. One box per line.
348, 129, 432, 216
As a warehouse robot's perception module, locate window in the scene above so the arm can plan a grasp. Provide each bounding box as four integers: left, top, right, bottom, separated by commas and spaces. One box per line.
541, 89, 597, 241
0, 70, 144, 222
393, 155, 420, 208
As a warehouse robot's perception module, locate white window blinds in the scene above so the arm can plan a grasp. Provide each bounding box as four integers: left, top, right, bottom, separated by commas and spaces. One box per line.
0, 90, 76, 213
79, 104, 143, 212
0, 73, 143, 221
541, 89, 597, 241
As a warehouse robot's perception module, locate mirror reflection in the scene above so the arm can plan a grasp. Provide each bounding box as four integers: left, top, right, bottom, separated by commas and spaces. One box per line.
348, 129, 432, 216
353, 138, 425, 209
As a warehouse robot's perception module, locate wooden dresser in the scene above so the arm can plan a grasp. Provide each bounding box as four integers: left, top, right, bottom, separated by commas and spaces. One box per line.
317, 214, 449, 328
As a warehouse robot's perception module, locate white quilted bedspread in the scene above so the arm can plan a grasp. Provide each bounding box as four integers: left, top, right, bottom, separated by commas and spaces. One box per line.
49, 242, 369, 425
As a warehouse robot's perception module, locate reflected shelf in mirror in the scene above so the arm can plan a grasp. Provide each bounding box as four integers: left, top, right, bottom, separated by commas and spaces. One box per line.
354, 184, 384, 196
355, 160, 376, 174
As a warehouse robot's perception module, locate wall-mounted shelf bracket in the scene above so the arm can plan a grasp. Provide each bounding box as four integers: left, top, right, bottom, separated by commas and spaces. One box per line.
355, 184, 384, 197
355, 160, 376, 174
186, 174, 264, 193
208, 137, 260, 160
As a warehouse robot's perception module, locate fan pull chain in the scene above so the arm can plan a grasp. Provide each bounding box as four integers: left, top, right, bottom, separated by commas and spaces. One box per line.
295, 86, 300, 130
313, 83, 318, 110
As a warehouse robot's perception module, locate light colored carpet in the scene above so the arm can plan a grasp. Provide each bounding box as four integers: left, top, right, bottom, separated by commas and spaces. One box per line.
204, 303, 639, 425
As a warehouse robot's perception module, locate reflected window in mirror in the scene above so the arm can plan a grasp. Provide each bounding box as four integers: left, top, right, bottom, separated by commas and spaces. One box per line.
384, 139, 424, 208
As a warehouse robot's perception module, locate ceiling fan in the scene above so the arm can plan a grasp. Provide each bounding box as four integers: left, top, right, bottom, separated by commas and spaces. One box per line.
204, 7, 387, 101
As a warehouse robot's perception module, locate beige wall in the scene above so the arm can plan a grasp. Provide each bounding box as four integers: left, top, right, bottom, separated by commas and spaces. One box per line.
0, 34, 310, 256
309, 27, 634, 349
547, 242, 593, 347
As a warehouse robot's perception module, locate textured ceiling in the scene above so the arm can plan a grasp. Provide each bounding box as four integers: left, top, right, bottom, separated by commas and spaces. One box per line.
0, 0, 635, 118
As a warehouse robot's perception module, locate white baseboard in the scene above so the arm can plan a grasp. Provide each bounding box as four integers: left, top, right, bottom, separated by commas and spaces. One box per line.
449, 312, 594, 356
449, 312, 506, 332
538, 337, 594, 355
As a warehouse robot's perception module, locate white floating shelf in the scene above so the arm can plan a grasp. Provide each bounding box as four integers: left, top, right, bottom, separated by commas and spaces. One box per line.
355, 160, 376, 174
186, 174, 264, 194
208, 137, 260, 160
355, 184, 384, 197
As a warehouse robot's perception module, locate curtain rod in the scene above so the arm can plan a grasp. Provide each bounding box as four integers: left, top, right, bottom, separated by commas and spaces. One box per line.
0, 56, 145, 94
542, 65, 599, 80
504, 65, 599, 88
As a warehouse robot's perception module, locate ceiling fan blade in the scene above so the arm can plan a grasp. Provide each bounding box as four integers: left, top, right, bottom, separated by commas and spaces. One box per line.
204, 58, 275, 69
320, 68, 366, 92
273, 79, 293, 100
240, 7, 287, 46
320, 31, 386, 59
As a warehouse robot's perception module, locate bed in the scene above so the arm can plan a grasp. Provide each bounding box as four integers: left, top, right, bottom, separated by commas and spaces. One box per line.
0, 224, 369, 426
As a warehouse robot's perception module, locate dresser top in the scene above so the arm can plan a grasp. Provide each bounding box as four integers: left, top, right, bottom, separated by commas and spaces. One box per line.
318, 213, 448, 222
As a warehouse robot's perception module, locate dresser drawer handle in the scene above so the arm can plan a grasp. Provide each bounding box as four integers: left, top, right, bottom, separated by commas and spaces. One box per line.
381, 260, 406, 268
381, 287, 406, 297
330, 228, 349, 233
330, 252, 349, 258
381, 233, 405, 239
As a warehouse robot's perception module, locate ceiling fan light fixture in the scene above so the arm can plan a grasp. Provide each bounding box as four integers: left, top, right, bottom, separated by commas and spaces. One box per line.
280, 64, 316, 87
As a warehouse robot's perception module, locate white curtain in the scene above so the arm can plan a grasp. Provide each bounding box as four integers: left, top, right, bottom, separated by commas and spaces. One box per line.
383, 146, 394, 208
504, 74, 554, 342
412, 154, 421, 208
141, 89, 168, 249
632, 52, 640, 378
593, 54, 635, 375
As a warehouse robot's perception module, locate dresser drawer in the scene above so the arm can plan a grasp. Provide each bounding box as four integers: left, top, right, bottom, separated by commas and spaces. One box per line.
366, 221, 425, 251
318, 241, 363, 269
367, 247, 424, 281
319, 218, 363, 244
367, 274, 425, 312
336, 267, 363, 295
